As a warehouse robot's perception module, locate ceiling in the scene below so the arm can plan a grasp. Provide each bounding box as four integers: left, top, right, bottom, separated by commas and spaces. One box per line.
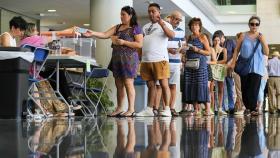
0, 0, 178, 30
0, 0, 90, 30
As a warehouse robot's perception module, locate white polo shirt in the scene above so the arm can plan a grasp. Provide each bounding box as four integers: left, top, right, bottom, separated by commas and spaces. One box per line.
142, 21, 173, 62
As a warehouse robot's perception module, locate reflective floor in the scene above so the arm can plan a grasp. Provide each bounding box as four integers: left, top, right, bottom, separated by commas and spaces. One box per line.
1, 114, 280, 158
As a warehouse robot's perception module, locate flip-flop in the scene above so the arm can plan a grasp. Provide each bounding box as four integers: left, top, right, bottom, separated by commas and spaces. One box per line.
107, 111, 124, 117
121, 112, 136, 117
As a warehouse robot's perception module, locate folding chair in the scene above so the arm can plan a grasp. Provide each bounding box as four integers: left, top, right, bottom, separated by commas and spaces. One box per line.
24, 45, 51, 118
68, 68, 109, 116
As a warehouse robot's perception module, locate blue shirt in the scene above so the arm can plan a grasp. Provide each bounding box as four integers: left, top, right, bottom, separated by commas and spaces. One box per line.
240, 34, 265, 76
224, 39, 236, 62
268, 57, 280, 76
168, 27, 185, 64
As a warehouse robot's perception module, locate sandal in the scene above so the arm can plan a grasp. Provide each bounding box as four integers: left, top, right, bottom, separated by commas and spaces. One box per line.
107, 111, 124, 117
121, 111, 136, 117
203, 111, 212, 116
153, 108, 159, 116
170, 109, 179, 117
251, 110, 259, 116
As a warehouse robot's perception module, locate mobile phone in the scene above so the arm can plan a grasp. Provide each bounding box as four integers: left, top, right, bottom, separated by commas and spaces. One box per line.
187, 43, 193, 47
76, 27, 88, 33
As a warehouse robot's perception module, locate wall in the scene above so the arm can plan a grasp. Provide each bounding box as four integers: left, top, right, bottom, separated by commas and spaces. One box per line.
0, 8, 39, 33
257, 0, 280, 44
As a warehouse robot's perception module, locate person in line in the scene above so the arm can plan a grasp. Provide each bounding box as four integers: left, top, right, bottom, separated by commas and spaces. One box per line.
154, 10, 185, 116
0, 16, 27, 47
182, 17, 211, 116
257, 54, 268, 114
267, 50, 280, 114
212, 34, 228, 115
213, 30, 236, 115
83, 6, 143, 117
229, 15, 269, 116
205, 33, 216, 115
136, 3, 175, 117
233, 32, 245, 115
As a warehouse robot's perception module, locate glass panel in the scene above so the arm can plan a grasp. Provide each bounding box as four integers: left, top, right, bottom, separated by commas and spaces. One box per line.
212, 0, 256, 5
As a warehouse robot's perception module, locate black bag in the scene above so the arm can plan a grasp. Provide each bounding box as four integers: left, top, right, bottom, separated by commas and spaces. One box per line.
234, 39, 260, 76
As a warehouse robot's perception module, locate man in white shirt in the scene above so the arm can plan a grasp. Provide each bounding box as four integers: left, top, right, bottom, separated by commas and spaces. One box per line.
154, 11, 185, 117
136, 3, 175, 117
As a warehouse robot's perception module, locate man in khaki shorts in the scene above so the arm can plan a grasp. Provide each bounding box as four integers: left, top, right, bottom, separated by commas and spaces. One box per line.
136, 3, 175, 117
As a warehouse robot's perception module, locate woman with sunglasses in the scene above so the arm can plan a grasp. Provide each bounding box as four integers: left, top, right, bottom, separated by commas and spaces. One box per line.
229, 16, 269, 116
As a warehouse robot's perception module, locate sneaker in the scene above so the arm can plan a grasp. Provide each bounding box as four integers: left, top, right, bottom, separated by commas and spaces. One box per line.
160, 108, 172, 117
234, 110, 244, 115
218, 110, 228, 115
136, 107, 154, 117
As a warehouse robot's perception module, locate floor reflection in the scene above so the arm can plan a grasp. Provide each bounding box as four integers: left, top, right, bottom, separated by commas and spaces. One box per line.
12, 115, 280, 157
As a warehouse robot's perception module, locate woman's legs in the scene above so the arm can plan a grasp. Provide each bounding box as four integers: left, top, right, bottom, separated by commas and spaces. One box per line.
110, 78, 125, 116
218, 81, 224, 110
123, 78, 136, 116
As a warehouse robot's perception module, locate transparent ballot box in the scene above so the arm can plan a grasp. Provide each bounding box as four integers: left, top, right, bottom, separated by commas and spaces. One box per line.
60, 38, 96, 58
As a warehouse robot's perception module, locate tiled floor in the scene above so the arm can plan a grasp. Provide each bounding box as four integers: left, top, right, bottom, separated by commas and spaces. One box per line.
0, 114, 280, 158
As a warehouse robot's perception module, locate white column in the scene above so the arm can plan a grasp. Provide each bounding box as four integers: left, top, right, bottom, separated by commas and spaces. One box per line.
90, 0, 133, 108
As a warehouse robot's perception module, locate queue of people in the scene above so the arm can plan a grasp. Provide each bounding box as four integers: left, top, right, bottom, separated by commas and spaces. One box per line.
0, 2, 278, 118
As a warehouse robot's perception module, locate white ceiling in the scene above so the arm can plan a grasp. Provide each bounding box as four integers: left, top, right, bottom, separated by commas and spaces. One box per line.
0, 0, 179, 30
0, 0, 90, 30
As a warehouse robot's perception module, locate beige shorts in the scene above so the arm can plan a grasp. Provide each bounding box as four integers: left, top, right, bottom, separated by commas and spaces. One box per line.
140, 61, 170, 81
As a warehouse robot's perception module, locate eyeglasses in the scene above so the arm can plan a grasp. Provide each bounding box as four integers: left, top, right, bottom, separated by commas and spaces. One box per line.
174, 18, 182, 22
249, 23, 260, 27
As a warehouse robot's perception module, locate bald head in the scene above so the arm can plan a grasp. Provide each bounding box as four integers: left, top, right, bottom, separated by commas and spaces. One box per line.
170, 10, 183, 28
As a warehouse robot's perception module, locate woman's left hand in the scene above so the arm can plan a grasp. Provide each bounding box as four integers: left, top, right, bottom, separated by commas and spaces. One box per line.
258, 34, 265, 43
116, 39, 126, 45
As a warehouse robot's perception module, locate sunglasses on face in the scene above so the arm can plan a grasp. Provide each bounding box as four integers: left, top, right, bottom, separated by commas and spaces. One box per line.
249, 22, 260, 27
174, 17, 182, 22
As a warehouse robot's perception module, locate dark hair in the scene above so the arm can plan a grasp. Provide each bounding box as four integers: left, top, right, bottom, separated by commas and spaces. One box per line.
148, 3, 161, 10
121, 6, 138, 27
9, 16, 27, 31
249, 15, 261, 24
213, 30, 224, 37
188, 17, 202, 32
212, 34, 221, 46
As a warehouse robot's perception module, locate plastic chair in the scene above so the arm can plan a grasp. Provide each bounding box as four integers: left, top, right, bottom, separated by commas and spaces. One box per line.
22, 45, 53, 118
69, 68, 109, 116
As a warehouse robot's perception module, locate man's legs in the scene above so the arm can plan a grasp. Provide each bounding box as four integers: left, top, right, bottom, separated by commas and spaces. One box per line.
159, 79, 170, 109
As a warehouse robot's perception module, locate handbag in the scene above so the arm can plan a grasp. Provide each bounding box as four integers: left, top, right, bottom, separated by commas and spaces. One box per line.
211, 64, 227, 81
185, 58, 200, 70
234, 39, 260, 76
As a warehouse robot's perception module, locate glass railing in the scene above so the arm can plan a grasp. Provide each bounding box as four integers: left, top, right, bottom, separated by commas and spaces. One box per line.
211, 0, 256, 14
212, 0, 256, 5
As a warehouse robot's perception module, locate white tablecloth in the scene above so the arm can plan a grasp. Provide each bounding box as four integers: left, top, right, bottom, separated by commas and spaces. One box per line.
0, 51, 34, 63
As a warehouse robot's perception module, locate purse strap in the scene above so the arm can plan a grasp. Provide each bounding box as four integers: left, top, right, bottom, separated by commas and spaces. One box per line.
247, 39, 260, 61
247, 33, 261, 61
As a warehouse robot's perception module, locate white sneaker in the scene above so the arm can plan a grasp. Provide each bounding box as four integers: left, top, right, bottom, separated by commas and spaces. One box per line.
160, 108, 172, 117
136, 107, 154, 117
218, 109, 228, 115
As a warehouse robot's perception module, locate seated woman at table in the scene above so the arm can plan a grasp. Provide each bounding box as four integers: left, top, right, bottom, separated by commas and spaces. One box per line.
20, 22, 77, 55
20, 23, 81, 116
0, 16, 27, 47
83, 6, 143, 117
